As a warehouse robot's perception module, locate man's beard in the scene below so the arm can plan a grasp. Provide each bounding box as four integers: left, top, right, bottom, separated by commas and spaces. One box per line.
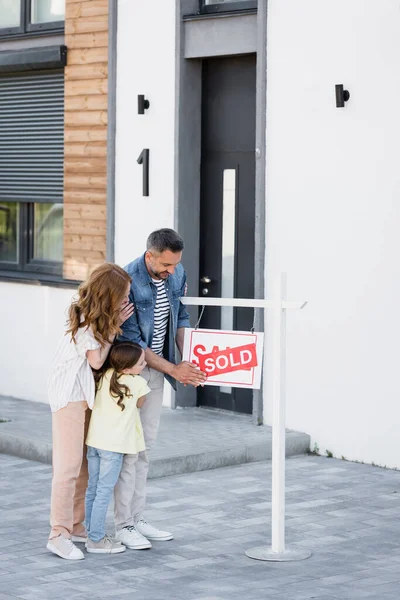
148, 264, 169, 280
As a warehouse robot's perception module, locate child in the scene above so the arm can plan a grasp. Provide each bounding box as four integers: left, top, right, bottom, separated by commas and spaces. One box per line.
84, 341, 150, 554
47, 263, 134, 561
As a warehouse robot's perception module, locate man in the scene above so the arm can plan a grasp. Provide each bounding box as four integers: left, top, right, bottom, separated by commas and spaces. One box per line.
114, 229, 206, 549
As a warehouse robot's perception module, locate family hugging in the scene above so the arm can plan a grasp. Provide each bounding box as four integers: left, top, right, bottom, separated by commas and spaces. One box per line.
47, 229, 207, 560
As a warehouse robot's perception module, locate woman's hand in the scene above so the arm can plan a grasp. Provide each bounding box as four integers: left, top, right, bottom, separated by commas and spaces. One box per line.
118, 301, 134, 326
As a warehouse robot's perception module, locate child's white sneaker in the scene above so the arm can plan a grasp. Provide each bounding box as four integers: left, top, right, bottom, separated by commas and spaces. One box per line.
115, 525, 152, 550
47, 534, 85, 560
86, 535, 126, 554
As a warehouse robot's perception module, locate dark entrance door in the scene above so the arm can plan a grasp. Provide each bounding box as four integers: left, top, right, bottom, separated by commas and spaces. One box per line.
198, 55, 256, 414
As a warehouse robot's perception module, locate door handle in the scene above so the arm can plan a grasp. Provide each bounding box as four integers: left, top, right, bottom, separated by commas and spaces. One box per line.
200, 276, 212, 284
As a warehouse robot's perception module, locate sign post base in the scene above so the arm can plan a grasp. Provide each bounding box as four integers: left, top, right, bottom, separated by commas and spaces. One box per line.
245, 545, 312, 562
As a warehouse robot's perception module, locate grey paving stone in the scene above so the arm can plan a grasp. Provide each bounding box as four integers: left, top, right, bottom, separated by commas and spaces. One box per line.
1, 454, 400, 599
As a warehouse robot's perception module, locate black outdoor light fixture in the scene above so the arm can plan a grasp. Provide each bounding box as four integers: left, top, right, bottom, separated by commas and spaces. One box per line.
138, 94, 150, 114
335, 84, 350, 108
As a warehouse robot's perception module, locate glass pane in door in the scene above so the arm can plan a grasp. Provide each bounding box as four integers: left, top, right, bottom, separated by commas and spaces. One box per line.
220, 169, 236, 394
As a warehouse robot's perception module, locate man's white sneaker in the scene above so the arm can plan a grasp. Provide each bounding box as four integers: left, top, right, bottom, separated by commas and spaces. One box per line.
47, 535, 84, 560
115, 525, 152, 550
135, 519, 173, 541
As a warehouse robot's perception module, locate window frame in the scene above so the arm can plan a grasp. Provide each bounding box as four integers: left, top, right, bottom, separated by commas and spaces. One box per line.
0, 0, 64, 39
0, 202, 63, 277
200, 0, 257, 14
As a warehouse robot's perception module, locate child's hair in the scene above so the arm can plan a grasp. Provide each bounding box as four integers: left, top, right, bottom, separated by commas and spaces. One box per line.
94, 341, 144, 411
67, 263, 132, 347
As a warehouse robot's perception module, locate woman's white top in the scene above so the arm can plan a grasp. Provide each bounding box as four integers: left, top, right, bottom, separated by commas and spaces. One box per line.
48, 325, 101, 413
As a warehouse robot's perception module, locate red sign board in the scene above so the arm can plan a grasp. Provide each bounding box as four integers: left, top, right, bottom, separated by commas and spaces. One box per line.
196, 343, 258, 377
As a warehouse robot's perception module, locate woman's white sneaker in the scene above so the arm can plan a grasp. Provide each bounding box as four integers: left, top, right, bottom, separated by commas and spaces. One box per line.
47, 535, 85, 560
135, 519, 173, 541
115, 525, 152, 550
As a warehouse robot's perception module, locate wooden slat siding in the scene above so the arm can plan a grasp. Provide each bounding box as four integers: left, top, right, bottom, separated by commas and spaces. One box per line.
65, 110, 107, 127
65, 158, 107, 174
65, 219, 107, 233
68, 1, 108, 19
64, 191, 107, 204
65, 205, 106, 222
65, 95, 108, 112
65, 128, 107, 142
65, 79, 108, 96
68, 32, 108, 49
68, 48, 108, 65
65, 234, 106, 251
66, 15, 108, 35
65, 143, 107, 157
63, 0, 109, 281
65, 64, 108, 80
65, 174, 107, 189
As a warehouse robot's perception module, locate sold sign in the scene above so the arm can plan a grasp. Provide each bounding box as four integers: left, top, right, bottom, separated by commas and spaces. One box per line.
183, 329, 264, 390
197, 343, 258, 377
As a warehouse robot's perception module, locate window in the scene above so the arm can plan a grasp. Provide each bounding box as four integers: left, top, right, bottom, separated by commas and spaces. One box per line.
0, 71, 64, 278
0, 0, 65, 37
201, 0, 257, 14
0, 202, 63, 275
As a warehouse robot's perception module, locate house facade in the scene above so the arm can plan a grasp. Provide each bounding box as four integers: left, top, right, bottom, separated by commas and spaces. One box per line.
2, 0, 400, 467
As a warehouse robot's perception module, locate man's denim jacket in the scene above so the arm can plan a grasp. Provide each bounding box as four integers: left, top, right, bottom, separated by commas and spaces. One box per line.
119, 253, 191, 389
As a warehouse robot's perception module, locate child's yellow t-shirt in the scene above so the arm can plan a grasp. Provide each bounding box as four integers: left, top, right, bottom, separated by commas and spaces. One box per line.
86, 370, 150, 455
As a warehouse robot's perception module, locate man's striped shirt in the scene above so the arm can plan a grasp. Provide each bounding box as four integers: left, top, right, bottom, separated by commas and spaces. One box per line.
151, 279, 170, 355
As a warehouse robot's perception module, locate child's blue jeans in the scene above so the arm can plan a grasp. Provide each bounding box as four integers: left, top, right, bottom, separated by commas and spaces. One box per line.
85, 446, 124, 542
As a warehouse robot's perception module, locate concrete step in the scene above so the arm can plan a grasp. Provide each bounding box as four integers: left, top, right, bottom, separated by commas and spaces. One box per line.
0, 395, 310, 478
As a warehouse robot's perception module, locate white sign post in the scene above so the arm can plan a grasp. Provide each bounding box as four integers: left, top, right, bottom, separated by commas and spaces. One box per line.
181, 273, 311, 562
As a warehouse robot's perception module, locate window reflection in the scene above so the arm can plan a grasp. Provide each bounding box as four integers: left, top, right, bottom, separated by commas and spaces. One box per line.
31, 0, 65, 24
0, 202, 19, 263
0, 0, 21, 28
33, 203, 63, 262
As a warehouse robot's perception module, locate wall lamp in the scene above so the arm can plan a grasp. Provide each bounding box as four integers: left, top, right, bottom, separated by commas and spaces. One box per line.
138, 94, 150, 114
335, 84, 350, 108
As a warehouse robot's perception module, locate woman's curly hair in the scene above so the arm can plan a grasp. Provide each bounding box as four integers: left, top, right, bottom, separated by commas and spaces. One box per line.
66, 263, 132, 347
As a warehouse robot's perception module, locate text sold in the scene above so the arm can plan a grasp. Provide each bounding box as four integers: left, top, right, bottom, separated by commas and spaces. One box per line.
197, 343, 258, 377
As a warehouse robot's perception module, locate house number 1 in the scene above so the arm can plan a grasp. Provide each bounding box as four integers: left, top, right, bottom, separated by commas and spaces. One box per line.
137, 149, 149, 197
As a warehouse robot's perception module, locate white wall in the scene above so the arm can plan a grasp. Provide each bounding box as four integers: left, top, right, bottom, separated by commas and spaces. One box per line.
0, 282, 75, 403
264, 0, 400, 467
115, 0, 178, 406
115, 0, 177, 266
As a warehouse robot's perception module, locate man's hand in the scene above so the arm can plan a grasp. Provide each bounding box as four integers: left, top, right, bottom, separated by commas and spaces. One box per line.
171, 361, 207, 387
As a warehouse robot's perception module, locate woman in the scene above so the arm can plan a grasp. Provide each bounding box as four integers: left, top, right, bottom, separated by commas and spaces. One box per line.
46, 263, 134, 560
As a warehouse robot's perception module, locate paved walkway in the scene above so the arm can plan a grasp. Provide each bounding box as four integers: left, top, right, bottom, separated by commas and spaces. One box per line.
1, 453, 400, 599
0, 396, 309, 476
